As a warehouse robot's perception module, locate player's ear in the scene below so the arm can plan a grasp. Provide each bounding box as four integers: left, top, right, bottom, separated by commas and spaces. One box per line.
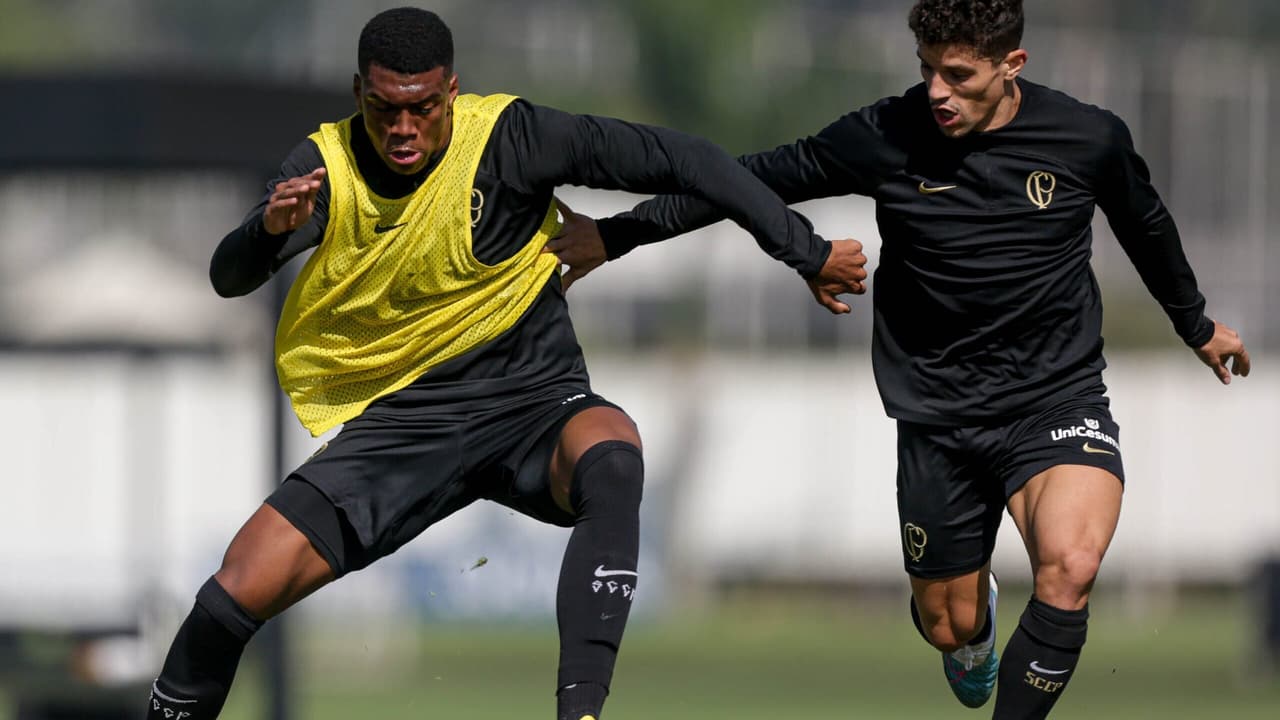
352, 72, 363, 111
1003, 49, 1028, 80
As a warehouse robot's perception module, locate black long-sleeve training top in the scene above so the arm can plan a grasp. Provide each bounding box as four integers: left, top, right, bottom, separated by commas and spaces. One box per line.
598, 80, 1215, 425
210, 99, 830, 404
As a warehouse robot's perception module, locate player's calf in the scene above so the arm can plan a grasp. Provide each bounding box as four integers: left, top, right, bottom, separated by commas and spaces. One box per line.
912, 576, 1001, 708
555, 440, 644, 720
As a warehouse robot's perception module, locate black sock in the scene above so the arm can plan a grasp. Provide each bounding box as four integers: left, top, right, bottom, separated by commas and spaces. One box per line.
557, 681, 609, 720
148, 577, 263, 719
993, 596, 1088, 719
555, 440, 643, 717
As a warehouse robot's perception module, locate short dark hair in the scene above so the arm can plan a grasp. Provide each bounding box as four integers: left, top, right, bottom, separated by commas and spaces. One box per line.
357, 7, 454, 76
908, 0, 1024, 60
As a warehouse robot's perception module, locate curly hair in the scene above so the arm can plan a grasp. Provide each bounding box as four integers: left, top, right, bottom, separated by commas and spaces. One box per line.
908, 0, 1024, 59
358, 7, 454, 76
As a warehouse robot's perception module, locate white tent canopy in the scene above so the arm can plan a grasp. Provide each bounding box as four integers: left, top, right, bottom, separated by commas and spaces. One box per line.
1, 233, 267, 349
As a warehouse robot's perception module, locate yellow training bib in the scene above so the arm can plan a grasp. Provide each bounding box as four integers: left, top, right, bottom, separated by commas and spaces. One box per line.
275, 93, 561, 435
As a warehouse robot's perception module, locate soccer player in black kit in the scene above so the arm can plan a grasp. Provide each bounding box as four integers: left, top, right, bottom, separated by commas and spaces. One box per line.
547, 0, 1251, 717
143, 7, 868, 720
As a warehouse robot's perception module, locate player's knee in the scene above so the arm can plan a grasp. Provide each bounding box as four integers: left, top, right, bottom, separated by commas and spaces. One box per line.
211, 566, 269, 620
213, 549, 314, 621
213, 503, 333, 618
195, 576, 264, 642
1035, 547, 1103, 607
570, 440, 644, 517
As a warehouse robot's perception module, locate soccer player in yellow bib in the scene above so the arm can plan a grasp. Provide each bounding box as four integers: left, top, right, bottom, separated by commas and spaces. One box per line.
145, 7, 867, 720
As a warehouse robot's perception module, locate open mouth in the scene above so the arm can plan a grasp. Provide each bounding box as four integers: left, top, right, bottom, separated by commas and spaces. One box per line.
932, 106, 960, 128
387, 148, 423, 166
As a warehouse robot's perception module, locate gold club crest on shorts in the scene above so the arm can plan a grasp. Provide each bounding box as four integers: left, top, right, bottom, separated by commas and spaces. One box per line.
904, 523, 928, 563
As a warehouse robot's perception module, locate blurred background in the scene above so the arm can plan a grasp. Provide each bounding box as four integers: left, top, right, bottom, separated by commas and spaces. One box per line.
0, 0, 1277, 718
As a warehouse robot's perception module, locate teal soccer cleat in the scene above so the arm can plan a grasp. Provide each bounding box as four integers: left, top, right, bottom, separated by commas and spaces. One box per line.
942, 574, 999, 708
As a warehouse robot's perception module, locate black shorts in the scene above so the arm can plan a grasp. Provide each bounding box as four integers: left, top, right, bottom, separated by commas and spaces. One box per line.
896, 394, 1125, 579
265, 386, 621, 577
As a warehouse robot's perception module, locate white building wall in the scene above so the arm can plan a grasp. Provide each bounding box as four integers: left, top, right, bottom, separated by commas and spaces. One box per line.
1, 350, 1274, 631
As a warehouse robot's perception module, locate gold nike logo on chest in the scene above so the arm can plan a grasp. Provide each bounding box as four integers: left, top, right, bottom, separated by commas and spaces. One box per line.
918, 181, 957, 194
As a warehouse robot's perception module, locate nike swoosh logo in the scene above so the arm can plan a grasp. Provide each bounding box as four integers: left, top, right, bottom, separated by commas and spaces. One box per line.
1029, 661, 1071, 675
593, 565, 638, 578
374, 222, 408, 233
151, 682, 198, 704
1082, 442, 1116, 456
918, 182, 958, 194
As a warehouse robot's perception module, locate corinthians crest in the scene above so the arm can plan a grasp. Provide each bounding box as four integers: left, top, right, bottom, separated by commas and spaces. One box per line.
903, 523, 928, 563
1026, 170, 1056, 209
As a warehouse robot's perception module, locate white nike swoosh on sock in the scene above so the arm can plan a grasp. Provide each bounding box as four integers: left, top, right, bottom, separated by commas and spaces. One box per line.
151, 682, 198, 704
593, 564, 638, 578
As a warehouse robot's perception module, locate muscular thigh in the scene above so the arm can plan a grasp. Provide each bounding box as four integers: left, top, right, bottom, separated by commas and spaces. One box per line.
997, 396, 1125, 574
1007, 464, 1122, 567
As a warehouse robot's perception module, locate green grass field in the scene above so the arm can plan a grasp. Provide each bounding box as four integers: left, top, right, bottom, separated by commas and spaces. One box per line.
206, 586, 1280, 720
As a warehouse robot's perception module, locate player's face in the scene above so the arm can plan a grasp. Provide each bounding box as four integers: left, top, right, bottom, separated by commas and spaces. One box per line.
918, 43, 1026, 138
354, 63, 459, 175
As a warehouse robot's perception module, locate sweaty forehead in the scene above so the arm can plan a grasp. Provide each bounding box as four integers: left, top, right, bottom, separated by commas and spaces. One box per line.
363, 64, 449, 102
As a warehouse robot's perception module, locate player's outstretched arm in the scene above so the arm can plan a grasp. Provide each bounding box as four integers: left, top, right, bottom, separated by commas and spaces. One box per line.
518, 103, 837, 276
1193, 321, 1251, 385
546, 200, 868, 310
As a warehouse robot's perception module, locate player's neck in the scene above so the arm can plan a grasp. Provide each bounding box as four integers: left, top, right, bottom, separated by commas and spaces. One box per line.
981, 79, 1023, 133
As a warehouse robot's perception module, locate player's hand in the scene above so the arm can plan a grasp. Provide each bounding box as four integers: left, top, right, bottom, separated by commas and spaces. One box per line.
543, 198, 606, 292
1194, 321, 1251, 385
807, 238, 868, 314
263, 168, 327, 236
